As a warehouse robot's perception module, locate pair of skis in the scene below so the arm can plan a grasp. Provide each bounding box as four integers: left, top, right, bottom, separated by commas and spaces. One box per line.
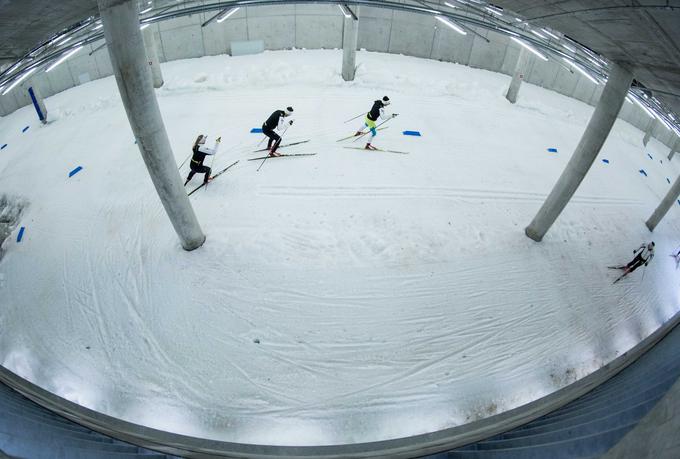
342, 146, 409, 155
187, 160, 239, 196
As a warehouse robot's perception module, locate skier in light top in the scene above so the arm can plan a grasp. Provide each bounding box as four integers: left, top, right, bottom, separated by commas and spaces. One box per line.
185, 134, 220, 186
262, 106, 294, 157
611, 241, 655, 283
354, 96, 397, 150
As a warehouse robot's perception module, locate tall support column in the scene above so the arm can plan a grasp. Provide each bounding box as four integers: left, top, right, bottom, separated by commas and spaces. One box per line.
643, 119, 656, 146
341, 5, 359, 82
98, 0, 205, 251
668, 137, 679, 161
505, 48, 528, 104
142, 26, 163, 88
525, 63, 633, 242
646, 170, 680, 231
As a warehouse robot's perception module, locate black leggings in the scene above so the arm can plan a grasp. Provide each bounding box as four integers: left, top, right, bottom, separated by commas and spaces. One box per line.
187, 163, 211, 183
626, 254, 646, 272
262, 125, 281, 153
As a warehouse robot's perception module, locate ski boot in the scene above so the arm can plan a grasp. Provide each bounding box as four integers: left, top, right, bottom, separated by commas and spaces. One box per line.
365, 143, 378, 151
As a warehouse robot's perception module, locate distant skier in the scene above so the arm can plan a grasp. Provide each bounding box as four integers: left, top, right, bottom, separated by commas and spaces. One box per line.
354, 96, 397, 150
671, 248, 680, 269
185, 134, 220, 185
262, 107, 294, 157
611, 241, 655, 284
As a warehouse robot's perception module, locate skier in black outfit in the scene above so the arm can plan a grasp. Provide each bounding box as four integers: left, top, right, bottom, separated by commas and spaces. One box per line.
354, 96, 397, 150
262, 106, 294, 157
611, 241, 655, 283
185, 134, 221, 185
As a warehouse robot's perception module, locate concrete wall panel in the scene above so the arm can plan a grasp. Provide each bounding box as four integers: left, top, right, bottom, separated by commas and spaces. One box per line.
202, 18, 249, 56
388, 21, 434, 58
160, 25, 205, 60
246, 4, 295, 17
571, 75, 597, 105
295, 3, 338, 16
500, 43, 521, 76
45, 63, 77, 96
431, 25, 475, 65
295, 15, 343, 49
357, 17, 392, 52
526, 57, 559, 89
246, 16, 295, 50
551, 67, 580, 98
468, 30, 509, 73
66, 51, 102, 85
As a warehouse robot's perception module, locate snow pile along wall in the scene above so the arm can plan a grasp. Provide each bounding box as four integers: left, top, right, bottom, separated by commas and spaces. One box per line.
0, 195, 26, 261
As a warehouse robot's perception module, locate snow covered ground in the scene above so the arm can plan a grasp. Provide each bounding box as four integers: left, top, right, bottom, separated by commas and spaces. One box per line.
1, 49, 679, 446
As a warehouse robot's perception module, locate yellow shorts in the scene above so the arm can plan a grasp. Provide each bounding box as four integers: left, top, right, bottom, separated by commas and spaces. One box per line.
364, 116, 377, 129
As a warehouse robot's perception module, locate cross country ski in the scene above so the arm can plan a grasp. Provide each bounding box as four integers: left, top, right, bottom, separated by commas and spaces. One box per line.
248, 153, 317, 161
187, 160, 239, 196
343, 146, 409, 155
253, 139, 310, 152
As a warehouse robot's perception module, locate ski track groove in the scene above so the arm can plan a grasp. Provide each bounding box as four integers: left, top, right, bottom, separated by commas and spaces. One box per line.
257, 185, 643, 206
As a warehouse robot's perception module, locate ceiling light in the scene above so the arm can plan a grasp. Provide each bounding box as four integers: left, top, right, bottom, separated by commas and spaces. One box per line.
542, 29, 559, 40
511, 37, 548, 61
140, 6, 153, 14
444, 2, 458, 8
46, 46, 83, 72
562, 43, 576, 53
2, 68, 37, 95
531, 30, 547, 40
435, 16, 467, 35
485, 6, 503, 16
337, 5, 351, 18
92, 23, 103, 31
217, 7, 240, 23
562, 58, 599, 84
140, 23, 150, 30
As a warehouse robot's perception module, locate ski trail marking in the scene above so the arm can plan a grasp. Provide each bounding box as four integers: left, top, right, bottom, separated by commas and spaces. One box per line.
69, 166, 83, 178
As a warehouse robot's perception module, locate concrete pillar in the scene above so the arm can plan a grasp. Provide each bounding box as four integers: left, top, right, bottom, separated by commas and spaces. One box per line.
98, 0, 205, 251
646, 171, 680, 231
668, 137, 679, 161
28, 86, 48, 124
505, 48, 528, 104
142, 26, 163, 88
525, 63, 633, 242
643, 119, 656, 146
341, 6, 359, 82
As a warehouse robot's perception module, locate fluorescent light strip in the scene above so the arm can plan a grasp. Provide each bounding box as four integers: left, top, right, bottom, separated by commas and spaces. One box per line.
2, 68, 37, 95
562, 58, 599, 84
435, 16, 467, 35
92, 23, 103, 31
444, 1, 458, 8
485, 6, 503, 16
217, 7, 240, 23
531, 30, 547, 40
140, 23, 150, 30
511, 37, 548, 61
542, 28, 560, 40
631, 95, 656, 118
337, 4, 351, 18
625, 96, 633, 104
562, 43, 576, 53
46, 46, 83, 72
140, 6, 153, 14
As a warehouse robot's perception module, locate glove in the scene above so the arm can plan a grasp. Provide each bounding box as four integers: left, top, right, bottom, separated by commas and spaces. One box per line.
216, 136, 221, 142
289, 120, 294, 125
392, 113, 398, 118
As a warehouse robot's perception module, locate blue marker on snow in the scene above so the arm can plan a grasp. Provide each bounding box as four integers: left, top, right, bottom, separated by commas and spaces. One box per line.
547, 148, 558, 153
22, 126, 29, 133
250, 128, 263, 133
69, 166, 83, 178
639, 169, 647, 177
403, 131, 421, 136
602, 159, 609, 164
16, 227, 25, 243
647, 153, 653, 160
1, 144, 7, 150
667, 178, 671, 184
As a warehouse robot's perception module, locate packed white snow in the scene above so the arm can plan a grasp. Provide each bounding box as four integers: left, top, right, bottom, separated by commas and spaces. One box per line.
1, 49, 679, 446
